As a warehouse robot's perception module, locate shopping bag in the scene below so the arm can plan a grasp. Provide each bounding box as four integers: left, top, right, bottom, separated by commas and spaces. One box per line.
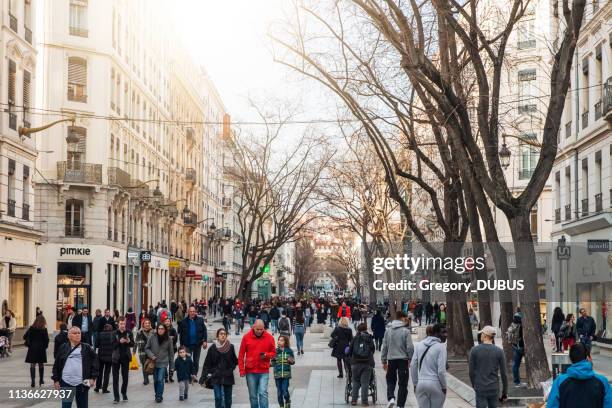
129, 353, 139, 370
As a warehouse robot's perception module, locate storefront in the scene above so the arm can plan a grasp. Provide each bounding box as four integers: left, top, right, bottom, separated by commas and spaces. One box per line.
8, 264, 34, 328
57, 262, 91, 326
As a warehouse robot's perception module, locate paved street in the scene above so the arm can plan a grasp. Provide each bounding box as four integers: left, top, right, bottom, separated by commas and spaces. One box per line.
0, 320, 472, 408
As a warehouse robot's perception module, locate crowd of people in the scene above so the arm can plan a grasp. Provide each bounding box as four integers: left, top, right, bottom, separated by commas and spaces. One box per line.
16, 297, 611, 408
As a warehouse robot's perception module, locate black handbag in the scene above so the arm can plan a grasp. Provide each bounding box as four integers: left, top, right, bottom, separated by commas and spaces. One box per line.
328, 337, 337, 349
199, 369, 213, 389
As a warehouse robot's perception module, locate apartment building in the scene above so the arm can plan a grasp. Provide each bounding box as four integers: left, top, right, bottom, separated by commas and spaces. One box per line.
34, 0, 236, 328
551, 0, 612, 335
0, 0, 39, 332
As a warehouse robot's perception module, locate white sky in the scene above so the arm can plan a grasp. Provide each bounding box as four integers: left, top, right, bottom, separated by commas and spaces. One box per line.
173, 0, 307, 122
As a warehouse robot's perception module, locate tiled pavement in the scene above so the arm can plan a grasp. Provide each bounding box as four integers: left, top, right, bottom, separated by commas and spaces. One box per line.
0, 321, 472, 407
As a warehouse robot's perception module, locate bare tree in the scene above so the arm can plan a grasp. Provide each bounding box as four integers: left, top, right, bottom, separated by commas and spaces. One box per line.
274, 0, 585, 385
294, 234, 318, 294
226, 108, 331, 300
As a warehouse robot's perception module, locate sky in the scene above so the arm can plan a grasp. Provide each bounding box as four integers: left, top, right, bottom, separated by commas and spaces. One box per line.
173, 0, 310, 123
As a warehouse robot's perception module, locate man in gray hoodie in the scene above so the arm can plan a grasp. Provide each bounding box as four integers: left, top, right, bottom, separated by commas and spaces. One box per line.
381, 311, 414, 408
410, 323, 447, 408
468, 326, 507, 407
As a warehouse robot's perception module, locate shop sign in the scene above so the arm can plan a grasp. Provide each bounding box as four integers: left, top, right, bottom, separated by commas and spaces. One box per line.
214, 276, 224, 283
60, 247, 91, 256
127, 251, 139, 259
191, 274, 202, 280
587, 240, 609, 253
140, 251, 152, 263
169, 260, 181, 268
113, 251, 121, 258
185, 270, 196, 277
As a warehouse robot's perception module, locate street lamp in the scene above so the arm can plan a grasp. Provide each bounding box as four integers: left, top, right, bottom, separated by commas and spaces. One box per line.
499, 142, 511, 170
19, 117, 76, 138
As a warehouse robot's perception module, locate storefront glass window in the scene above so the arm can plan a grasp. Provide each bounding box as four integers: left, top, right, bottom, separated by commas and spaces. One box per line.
58, 262, 90, 285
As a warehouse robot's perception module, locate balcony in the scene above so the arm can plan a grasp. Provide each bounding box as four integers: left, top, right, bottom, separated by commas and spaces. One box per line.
25, 27, 32, 44
65, 225, 85, 238
595, 193, 603, 213
565, 204, 571, 221
582, 111, 589, 129
594, 101, 602, 121
22, 203, 29, 221
555, 208, 561, 224
581, 198, 589, 217
69, 26, 88, 37
222, 197, 232, 208
108, 167, 132, 188
57, 162, 102, 184
519, 169, 534, 180
8, 112, 17, 130
565, 121, 572, 139
9, 14, 17, 32
7, 199, 16, 217
518, 104, 537, 114
517, 39, 536, 49
603, 77, 612, 121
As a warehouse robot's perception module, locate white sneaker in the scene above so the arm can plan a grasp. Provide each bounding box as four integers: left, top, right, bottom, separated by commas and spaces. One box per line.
514, 382, 527, 388
387, 398, 395, 408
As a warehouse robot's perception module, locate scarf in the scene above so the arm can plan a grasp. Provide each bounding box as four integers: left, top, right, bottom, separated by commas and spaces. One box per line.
215, 339, 231, 353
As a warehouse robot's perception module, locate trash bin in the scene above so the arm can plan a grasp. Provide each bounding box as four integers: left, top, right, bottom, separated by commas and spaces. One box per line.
551, 352, 571, 379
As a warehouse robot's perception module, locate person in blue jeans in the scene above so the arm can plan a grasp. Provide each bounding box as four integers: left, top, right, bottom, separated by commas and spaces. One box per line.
145, 324, 175, 403
239, 320, 276, 408
507, 313, 526, 388
271, 335, 295, 408
203, 328, 238, 408
293, 315, 306, 355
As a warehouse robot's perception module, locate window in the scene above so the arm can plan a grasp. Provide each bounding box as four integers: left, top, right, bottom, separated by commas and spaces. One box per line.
8, 60, 16, 106
68, 57, 87, 102
23, 71, 31, 128
518, 69, 537, 113
519, 133, 539, 179
517, 19, 535, 49
24, 0, 32, 43
8, 0, 17, 31
69, 0, 88, 37
67, 126, 87, 170
65, 199, 84, 237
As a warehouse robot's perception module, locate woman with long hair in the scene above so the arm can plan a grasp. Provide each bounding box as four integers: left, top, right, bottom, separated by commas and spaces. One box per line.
293, 314, 306, 355
560, 313, 577, 351
202, 328, 238, 408
551, 307, 565, 352
145, 324, 174, 403
330, 317, 353, 378
24, 314, 49, 387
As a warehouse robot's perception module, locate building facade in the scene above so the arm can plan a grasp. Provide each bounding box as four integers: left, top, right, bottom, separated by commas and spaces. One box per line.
551, 0, 612, 335
0, 0, 39, 333
34, 0, 236, 328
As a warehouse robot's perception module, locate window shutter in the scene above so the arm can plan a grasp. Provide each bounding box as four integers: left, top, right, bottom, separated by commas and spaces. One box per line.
8, 60, 16, 105
8, 159, 16, 176
68, 126, 87, 153
595, 44, 602, 61
68, 57, 87, 85
23, 70, 31, 108
582, 57, 589, 74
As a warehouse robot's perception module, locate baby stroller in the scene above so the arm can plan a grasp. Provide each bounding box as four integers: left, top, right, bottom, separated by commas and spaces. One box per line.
0, 328, 10, 358
344, 366, 377, 404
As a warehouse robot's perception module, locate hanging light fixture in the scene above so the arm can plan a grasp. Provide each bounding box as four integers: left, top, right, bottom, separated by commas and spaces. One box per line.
499, 141, 511, 170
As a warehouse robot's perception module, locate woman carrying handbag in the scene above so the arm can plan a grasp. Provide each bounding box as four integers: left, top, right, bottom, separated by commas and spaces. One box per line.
202, 328, 238, 408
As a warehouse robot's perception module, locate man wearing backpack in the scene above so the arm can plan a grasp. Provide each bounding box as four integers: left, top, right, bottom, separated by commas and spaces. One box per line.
506, 313, 526, 388
349, 323, 375, 406
381, 311, 414, 408
278, 311, 291, 337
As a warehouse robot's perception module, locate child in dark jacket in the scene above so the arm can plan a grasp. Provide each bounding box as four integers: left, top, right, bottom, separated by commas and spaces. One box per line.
271, 335, 295, 408
174, 346, 196, 401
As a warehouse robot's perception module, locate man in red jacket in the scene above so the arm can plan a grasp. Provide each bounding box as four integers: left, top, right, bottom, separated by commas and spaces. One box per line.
337, 302, 352, 320
239, 320, 276, 408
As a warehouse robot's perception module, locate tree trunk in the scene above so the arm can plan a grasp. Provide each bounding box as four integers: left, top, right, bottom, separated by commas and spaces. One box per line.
508, 213, 551, 388
444, 243, 474, 357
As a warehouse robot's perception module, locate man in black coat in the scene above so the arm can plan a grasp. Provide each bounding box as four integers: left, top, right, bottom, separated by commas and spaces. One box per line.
52, 326, 99, 407
54, 324, 69, 359
178, 306, 208, 375
71, 307, 94, 345
97, 309, 115, 333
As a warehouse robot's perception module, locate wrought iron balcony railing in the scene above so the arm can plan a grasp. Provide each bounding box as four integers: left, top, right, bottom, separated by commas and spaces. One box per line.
554, 208, 561, 224
595, 193, 603, 213
65, 225, 85, 237
57, 162, 102, 184
581, 198, 589, 217
565, 204, 571, 221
